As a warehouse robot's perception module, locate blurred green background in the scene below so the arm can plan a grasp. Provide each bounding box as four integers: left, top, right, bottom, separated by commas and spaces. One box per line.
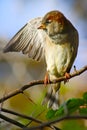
0, 0, 87, 129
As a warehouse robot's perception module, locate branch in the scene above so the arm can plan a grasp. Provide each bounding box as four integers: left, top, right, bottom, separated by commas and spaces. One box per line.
0, 113, 26, 128
24, 115, 87, 130
0, 65, 87, 103
1, 108, 42, 124
1, 108, 42, 123
1, 108, 60, 130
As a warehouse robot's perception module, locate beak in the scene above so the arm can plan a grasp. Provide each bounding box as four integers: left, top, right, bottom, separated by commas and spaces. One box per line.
38, 24, 46, 29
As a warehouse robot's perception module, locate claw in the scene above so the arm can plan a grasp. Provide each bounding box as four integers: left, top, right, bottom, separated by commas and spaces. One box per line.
64, 72, 70, 84
44, 72, 50, 85
65, 72, 70, 79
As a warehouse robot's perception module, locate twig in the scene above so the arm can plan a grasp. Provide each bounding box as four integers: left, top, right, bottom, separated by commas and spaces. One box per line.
0, 65, 87, 104
0, 113, 26, 128
1, 108, 42, 124
24, 115, 87, 130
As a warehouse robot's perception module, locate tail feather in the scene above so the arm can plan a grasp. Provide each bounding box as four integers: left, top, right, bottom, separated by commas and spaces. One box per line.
42, 86, 53, 105
42, 83, 60, 110
48, 90, 59, 110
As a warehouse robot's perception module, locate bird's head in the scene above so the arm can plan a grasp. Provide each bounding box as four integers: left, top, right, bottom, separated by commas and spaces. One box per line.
38, 10, 69, 36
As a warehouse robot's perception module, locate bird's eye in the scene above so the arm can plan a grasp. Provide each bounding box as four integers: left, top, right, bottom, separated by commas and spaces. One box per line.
46, 19, 52, 24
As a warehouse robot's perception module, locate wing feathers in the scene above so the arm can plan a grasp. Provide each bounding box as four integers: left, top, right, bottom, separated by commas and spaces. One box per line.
3, 17, 46, 61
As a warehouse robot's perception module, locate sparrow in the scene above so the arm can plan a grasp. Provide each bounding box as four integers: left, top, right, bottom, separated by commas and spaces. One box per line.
3, 10, 79, 110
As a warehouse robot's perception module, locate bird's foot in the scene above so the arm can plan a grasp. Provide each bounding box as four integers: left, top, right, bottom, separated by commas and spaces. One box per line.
44, 72, 50, 85
64, 72, 70, 84
65, 72, 70, 79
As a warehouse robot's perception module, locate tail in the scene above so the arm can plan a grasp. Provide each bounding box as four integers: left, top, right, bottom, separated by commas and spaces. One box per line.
42, 83, 60, 110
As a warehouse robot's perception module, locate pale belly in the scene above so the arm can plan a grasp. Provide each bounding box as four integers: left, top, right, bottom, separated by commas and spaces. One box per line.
45, 43, 73, 79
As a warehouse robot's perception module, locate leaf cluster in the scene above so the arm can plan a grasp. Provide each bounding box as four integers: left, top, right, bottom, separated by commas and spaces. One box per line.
46, 92, 87, 119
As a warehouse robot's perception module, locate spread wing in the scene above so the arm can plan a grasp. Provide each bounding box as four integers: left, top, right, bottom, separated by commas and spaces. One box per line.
3, 17, 46, 61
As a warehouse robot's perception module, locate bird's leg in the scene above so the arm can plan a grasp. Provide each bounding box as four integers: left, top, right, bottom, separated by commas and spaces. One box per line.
65, 72, 70, 79
64, 72, 71, 84
44, 71, 50, 85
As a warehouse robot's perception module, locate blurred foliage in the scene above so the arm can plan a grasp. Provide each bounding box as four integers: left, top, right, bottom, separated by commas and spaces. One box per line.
62, 120, 86, 130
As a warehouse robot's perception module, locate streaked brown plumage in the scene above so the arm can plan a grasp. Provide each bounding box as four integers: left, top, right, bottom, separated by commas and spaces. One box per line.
3, 10, 79, 110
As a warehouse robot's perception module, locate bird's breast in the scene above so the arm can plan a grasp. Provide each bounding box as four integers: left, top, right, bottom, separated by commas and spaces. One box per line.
45, 38, 73, 79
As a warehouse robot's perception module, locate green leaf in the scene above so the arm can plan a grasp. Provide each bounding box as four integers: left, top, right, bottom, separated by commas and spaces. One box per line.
55, 98, 84, 117
66, 98, 84, 113
55, 106, 65, 117
83, 92, 87, 104
46, 105, 66, 119
46, 109, 57, 119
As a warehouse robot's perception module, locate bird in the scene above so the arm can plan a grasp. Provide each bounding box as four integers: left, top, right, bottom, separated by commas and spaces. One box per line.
3, 10, 79, 110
